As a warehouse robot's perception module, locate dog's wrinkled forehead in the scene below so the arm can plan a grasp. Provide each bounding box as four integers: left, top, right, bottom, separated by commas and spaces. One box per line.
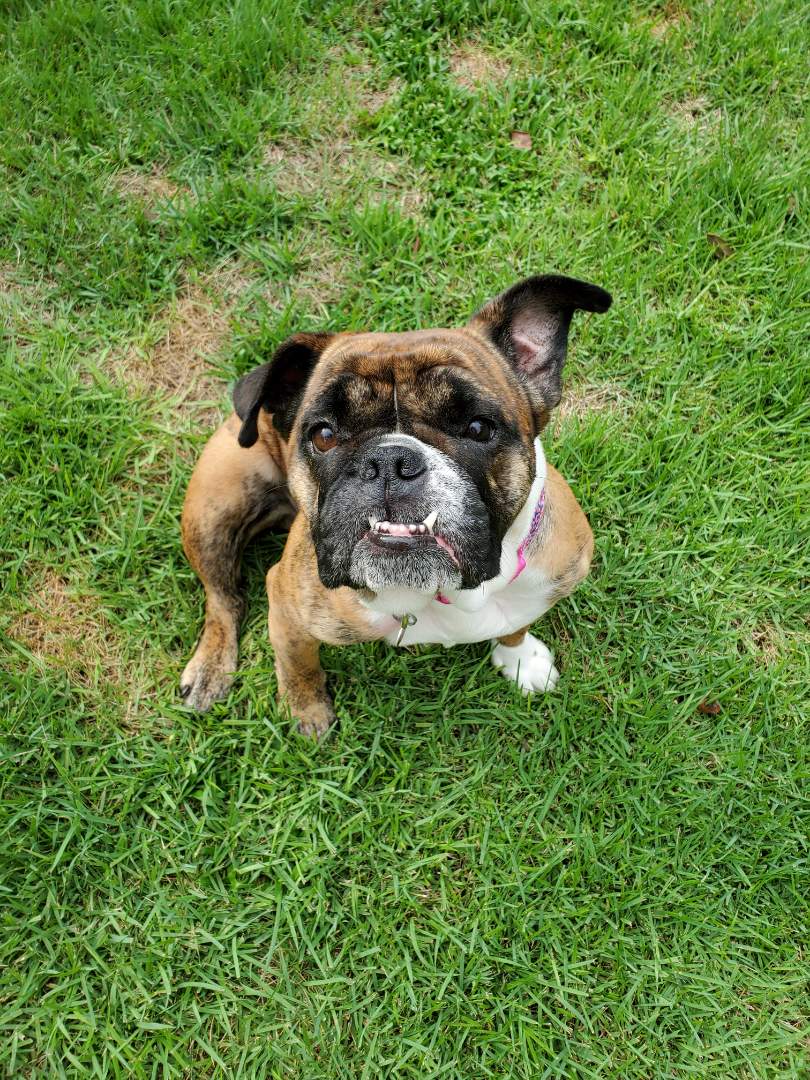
232, 274, 612, 448
298, 328, 532, 435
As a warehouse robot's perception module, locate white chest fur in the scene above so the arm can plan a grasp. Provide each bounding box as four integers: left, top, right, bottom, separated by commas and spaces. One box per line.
380, 564, 556, 647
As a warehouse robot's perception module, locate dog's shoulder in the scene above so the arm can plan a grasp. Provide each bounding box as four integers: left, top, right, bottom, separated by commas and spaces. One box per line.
528, 463, 594, 599
267, 514, 392, 647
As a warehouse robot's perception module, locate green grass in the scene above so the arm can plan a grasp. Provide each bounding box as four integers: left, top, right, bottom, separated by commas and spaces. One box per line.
1, 0, 809, 1075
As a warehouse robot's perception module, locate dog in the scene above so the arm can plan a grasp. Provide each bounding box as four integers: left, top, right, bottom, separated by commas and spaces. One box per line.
180, 274, 612, 737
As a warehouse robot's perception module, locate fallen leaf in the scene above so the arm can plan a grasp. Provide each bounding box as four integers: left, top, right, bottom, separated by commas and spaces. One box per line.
786, 194, 797, 220
697, 699, 722, 716
707, 233, 733, 259
411, 235, 421, 254
511, 130, 532, 150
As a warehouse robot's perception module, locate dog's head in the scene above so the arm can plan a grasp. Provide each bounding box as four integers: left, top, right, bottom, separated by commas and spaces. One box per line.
233, 275, 611, 597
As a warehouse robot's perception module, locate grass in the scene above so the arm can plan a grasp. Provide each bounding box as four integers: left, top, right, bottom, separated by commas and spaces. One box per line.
1, 0, 808, 1075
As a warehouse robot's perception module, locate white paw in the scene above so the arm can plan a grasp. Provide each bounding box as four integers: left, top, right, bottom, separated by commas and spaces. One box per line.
491, 633, 560, 693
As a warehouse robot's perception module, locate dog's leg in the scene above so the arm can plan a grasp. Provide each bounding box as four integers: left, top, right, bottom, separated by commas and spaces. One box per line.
492, 470, 594, 695
180, 415, 293, 711
491, 627, 560, 693
266, 560, 336, 740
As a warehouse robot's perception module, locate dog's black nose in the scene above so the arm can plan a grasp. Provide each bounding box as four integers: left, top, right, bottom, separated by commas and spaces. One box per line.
358, 441, 427, 493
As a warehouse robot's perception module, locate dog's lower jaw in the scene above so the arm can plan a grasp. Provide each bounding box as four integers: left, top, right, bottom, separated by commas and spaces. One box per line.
347, 546, 463, 598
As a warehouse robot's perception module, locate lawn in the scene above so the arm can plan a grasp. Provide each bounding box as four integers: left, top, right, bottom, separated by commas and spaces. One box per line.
1, 0, 808, 1075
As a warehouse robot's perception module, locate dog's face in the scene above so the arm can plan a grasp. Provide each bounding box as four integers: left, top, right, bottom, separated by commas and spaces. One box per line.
233, 275, 611, 596
288, 329, 536, 595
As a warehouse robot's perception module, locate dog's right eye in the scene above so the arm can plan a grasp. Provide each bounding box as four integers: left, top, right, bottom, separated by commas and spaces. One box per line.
311, 424, 337, 452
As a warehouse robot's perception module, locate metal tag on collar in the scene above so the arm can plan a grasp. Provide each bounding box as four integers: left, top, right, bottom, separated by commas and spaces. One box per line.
395, 612, 417, 647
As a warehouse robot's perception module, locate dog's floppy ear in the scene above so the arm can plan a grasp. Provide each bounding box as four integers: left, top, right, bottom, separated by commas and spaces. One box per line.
233, 332, 334, 447
468, 274, 612, 413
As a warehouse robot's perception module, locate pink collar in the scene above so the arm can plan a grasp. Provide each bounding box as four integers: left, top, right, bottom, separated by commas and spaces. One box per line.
508, 484, 547, 582
435, 484, 546, 604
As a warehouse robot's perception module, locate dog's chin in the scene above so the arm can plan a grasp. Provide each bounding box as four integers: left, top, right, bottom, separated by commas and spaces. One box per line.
347, 534, 463, 595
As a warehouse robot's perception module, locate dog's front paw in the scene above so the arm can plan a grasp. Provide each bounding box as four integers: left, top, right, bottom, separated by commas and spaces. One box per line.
276, 681, 337, 741
294, 701, 337, 741
180, 644, 236, 711
491, 633, 560, 694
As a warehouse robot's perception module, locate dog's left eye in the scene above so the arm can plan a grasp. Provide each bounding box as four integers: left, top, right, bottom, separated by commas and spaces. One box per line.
311, 424, 337, 452
465, 418, 495, 442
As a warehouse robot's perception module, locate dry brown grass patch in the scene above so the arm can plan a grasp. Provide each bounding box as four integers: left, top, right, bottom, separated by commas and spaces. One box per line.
649, 3, 691, 40
120, 287, 228, 400
341, 54, 403, 116
0, 262, 56, 333
311, 46, 403, 125
358, 80, 402, 115
669, 95, 722, 132
110, 265, 254, 422
558, 383, 634, 422
288, 227, 353, 315
263, 138, 353, 196
0, 261, 56, 298
0, 262, 19, 298
263, 137, 426, 214
261, 48, 424, 215
750, 623, 782, 666
448, 42, 512, 91
110, 166, 187, 215
10, 569, 124, 687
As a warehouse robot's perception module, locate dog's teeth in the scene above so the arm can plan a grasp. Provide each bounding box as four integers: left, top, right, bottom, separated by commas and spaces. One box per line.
371, 518, 436, 538
423, 510, 438, 533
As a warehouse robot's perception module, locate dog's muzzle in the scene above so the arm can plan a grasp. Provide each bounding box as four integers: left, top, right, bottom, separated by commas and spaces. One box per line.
313, 435, 496, 593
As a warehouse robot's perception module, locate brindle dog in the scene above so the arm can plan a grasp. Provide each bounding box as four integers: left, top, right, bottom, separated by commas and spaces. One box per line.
180, 275, 612, 737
